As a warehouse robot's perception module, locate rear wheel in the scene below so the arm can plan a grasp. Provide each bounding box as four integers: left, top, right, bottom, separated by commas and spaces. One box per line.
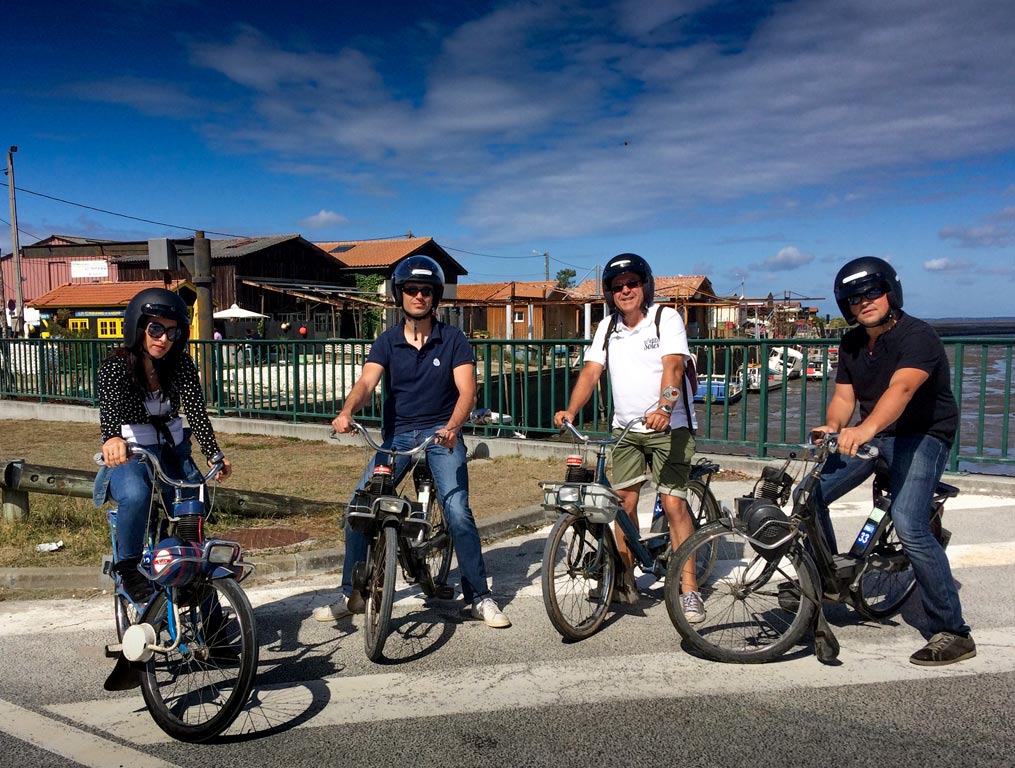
649, 479, 722, 582
541, 514, 616, 641
363, 526, 398, 662
665, 522, 817, 663
139, 578, 258, 742
853, 513, 944, 620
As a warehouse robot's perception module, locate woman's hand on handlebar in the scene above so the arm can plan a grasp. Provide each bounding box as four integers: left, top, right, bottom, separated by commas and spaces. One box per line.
332, 411, 356, 435
101, 436, 130, 467
210, 456, 233, 481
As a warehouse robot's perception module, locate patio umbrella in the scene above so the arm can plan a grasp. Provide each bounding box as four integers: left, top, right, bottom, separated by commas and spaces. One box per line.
213, 303, 268, 320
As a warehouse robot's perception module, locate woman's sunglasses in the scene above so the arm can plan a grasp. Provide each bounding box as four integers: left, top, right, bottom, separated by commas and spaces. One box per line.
146, 322, 184, 341
403, 285, 434, 298
846, 286, 887, 306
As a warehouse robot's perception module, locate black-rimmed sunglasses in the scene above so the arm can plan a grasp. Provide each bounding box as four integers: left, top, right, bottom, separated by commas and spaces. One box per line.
610, 278, 642, 293
846, 286, 887, 306
403, 285, 434, 298
146, 322, 184, 341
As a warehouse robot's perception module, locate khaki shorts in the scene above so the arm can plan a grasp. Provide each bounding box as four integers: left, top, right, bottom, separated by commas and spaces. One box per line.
611, 427, 696, 498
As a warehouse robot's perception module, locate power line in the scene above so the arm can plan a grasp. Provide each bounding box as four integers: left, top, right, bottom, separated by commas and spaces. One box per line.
0, 215, 43, 244
15, 186, 250, 238
444, 245, 542, 261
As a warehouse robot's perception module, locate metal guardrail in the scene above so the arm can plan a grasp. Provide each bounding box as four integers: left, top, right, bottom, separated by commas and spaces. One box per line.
1, 335, 1012, 472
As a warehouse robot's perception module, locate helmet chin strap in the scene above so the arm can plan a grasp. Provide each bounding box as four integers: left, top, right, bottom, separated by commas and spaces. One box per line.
404, 309, 432, 340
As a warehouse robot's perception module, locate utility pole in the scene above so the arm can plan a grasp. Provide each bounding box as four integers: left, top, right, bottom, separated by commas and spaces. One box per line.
6, 147, 24, 336
544, 251, 550, 281
192, 231, 213, 340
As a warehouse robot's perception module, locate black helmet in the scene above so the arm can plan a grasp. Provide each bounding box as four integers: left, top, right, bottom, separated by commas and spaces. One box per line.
392, 255, 445, 308
833, 257, 903, 322
602, 253, 654, 312
123, 287, 191, 348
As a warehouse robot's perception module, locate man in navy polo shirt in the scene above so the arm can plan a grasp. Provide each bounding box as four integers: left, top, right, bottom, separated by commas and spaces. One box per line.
314, 255, 510, 628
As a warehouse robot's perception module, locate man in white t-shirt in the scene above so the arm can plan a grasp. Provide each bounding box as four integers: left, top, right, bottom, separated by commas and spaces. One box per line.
554, 253, 704, 622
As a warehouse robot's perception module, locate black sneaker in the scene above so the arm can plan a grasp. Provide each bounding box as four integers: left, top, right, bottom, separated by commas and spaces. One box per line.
910, 632, 977, 666
115, 559, 154, 604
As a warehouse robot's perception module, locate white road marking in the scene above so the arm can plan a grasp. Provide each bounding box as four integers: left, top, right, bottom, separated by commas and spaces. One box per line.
45, 625, 1015, 746
0, 697, 180, 767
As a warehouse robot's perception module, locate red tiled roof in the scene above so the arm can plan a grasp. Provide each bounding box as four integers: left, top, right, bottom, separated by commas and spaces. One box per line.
315, 237, 434, 268
573, 275, 710, 299
456, 281, 559, 301
28, 281, 187, 309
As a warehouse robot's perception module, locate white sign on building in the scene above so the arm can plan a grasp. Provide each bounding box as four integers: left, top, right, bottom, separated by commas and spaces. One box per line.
70, 260, 109, 279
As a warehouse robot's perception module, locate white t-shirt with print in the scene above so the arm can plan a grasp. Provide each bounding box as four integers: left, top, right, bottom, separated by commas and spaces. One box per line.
584, 305, 697, 432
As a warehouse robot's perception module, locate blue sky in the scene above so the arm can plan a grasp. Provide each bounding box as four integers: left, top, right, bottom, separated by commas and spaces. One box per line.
5, 0, 1015, 319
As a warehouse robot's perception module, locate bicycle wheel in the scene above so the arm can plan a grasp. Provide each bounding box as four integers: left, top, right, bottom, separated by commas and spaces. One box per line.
114, 590, 140, 641
854, 518, 927, 619
424, 495, 454, 589
541, 514, 616, 641
139, 577, 258, 742
665, 522, 817, 663
363, 526, 398, 662
649, 480, 722, 582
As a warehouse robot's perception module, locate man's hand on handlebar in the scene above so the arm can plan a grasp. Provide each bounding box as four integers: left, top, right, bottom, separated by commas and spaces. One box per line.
435, 427, 458, 450
332, 411, 356, 435
554, 410, 575, 430
812, 423, 876, 457
644, 409, 671, 433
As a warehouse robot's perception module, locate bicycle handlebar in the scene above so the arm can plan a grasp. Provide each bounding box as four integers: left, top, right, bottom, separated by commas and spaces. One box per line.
808, 431, 879, 461
559, 416, 647, 447
93, 445, 225, 488
331, 408, 495, 457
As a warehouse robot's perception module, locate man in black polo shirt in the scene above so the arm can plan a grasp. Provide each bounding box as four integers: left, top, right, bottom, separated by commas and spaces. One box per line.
813, 257, 973, 665
314, 255, 510, 629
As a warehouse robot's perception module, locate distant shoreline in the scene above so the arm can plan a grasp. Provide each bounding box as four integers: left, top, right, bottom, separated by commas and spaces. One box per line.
926, 317, 1015, 337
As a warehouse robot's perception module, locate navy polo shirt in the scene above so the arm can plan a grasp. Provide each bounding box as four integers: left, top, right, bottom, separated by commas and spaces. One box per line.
367, 320, 475, 436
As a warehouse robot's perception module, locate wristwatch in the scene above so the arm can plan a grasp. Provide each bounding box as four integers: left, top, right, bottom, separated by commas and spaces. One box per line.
658, 404, 673, 414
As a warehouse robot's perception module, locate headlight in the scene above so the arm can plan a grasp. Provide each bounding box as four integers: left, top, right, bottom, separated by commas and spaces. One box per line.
557, 486, 580, 504
208, 543, 239, 564
378, 498, 405, 514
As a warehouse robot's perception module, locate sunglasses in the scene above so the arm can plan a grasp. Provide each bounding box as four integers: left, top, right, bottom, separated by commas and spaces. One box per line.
610, 278, 642, 293
403, 285, 434, 298
146, 321, 184, 341
846, 286, 887, 306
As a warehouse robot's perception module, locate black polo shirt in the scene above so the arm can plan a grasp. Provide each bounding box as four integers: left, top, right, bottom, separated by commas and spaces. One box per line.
367, 319, 475, 437
835, 312, 958, 445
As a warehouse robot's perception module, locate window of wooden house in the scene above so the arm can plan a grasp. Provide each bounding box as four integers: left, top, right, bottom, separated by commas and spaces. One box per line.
68, 318, 89, 332
98, 318, 124, 338
514, 310, 526, 323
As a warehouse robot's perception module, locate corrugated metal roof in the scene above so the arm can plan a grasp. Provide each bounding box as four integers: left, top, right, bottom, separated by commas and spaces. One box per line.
111, 234, 315, 263
28, 280, 187, 309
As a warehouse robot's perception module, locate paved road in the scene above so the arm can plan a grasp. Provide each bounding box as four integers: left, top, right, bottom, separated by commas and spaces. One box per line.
2, 486, 1015, 767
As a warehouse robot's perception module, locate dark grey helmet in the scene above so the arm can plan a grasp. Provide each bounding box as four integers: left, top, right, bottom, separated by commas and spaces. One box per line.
392, 255, 445, 307
833, 257, 903, 322
123, 288, 190, 348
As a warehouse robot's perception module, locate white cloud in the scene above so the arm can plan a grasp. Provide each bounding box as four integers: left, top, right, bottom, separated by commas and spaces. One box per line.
924, 258, 969, 271
299, 210, 348, 228
939, 206, 1015, 248
753, 246, 814, 272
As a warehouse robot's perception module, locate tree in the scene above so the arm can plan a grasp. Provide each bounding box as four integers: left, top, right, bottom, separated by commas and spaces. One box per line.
555, 268, 576, 289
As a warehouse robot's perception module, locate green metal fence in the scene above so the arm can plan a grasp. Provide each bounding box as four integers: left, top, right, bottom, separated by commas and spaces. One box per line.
2, 335, 1012, 472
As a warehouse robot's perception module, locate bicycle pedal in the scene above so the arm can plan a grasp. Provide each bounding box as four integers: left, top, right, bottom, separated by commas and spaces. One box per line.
104, 643, 123, 658
938, 528, 952, 549
434, 585, 455, 600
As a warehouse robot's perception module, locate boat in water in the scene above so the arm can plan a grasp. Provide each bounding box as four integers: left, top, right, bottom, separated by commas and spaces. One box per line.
769, 345, 804, 379
741, 363, 784, 392
693, 374, 744, 405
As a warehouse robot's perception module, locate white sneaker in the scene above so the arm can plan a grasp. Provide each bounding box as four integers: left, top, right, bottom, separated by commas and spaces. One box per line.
470, 597, 511, 628
313, 594, 352, 622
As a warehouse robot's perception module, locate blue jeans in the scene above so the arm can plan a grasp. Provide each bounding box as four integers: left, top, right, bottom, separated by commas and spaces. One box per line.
814, 433, 969, 636
342, 426, 490, 604
93, 439, 200, 562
